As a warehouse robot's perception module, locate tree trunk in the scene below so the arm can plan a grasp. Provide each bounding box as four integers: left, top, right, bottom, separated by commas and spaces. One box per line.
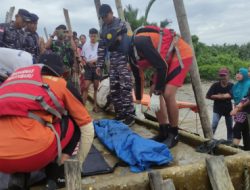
173, 0, 213, 138
114, 0, 133, 34
94, 0, 102, 28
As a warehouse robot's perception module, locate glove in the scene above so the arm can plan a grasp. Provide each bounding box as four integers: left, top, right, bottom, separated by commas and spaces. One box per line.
149, 94, 161, 112
135, 103, 145, 120
77, 121, 94, 169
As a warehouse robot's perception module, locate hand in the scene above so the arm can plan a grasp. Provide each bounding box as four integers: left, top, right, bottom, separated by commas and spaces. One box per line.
135, 103, 145, 120
87, 61, 96, 67
230, 108, 238, 116
96, 67, 101, 76
149, 94, 160, 112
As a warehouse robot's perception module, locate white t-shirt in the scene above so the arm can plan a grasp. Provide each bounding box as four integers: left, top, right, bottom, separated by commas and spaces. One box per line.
0, 47, 33, 75
81, 42, 98, 62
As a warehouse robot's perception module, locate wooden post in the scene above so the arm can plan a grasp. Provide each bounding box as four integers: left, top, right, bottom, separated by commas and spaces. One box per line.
7, 7, 15, 23
162, 179, 176, 190
43, 27, 49, 41
94, 0, 103, 28
114, 0, 133, 34
5, 12, 9, 23
5, 6, 15, 23
64, 159, 82, 190
206, 156, 234, 190
148, 171, 163, 190
173, 0, 213, 138
63, 8, 81, 92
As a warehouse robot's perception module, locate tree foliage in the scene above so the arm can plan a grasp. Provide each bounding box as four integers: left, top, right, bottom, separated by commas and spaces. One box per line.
193, 35, 250, 80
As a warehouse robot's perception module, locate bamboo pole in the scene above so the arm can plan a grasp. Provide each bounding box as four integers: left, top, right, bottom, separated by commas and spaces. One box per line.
173, 0, 213, 138
94, 0, 102, 28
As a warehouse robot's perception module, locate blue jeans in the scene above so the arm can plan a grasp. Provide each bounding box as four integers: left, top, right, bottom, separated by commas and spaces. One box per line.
212, 112, 233, 141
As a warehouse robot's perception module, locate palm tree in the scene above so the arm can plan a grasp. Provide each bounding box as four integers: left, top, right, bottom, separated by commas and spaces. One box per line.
124, 1, 170, 31
144, 0, 156, 25
124, 5, 145, 31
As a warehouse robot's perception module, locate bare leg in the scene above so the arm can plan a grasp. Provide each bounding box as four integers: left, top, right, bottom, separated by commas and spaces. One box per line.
163, 84, 179, 127
82, 80, 92, 104
233, 138, 241, 146
155, 96, 168, 124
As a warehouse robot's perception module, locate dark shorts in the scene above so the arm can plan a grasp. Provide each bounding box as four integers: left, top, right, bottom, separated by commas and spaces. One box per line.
84, 66, 101, 81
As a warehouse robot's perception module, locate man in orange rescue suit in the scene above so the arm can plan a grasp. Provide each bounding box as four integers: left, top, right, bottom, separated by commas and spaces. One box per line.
129, 26, 193, 148
0, 53, 94, 189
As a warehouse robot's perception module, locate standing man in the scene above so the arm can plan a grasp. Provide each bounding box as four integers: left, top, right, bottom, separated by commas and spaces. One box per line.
24, 13, 40, 62
45, 24, 76, 80
81, 28, 100, 112
206, 68, 234, 140
96, 4, 135, 126
0, 9, 30, 50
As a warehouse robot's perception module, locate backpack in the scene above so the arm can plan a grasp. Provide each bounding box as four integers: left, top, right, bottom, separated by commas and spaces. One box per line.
96, 77, 111, 109
0, 64, 67, 163
132, 25, 184, 70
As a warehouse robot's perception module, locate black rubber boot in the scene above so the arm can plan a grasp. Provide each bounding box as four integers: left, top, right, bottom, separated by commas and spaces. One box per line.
163, 126, 179, 148
8, 173, 30, 190
45, 163, 65, 189
151, 124, 170, 142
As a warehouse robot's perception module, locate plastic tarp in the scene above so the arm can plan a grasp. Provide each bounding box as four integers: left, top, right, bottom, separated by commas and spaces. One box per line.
94, 119, 173, 172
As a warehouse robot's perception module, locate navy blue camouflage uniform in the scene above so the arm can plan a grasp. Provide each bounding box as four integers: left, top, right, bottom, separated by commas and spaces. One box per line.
97, 17, 134, 119
24, 31, 40, 62
0, 22, 26, 50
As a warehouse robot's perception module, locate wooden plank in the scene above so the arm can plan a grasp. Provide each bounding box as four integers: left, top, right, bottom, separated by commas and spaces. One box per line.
162, 179, 176, 190
206, 156, 234, 190
148, 171, 163, 190
63, 8, 72, 32
64, 159, 82, 190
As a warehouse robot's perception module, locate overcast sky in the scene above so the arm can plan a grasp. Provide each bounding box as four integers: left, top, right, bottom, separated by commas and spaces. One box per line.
1, 0, 249, 45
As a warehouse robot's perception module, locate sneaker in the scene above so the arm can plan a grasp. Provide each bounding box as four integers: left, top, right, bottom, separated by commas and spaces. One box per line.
123, 116, 135, 127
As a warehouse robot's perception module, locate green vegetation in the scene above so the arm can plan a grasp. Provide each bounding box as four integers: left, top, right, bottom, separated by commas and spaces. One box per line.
193, 35, 250, 80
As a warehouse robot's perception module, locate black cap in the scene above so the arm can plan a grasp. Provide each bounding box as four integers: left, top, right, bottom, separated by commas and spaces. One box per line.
29, 13, 39, 23
17, 9, 31, 22
99, 4, 112, 17
56, 24, 67, 30
89, 28, 98, 34
38, 53, 64, 76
